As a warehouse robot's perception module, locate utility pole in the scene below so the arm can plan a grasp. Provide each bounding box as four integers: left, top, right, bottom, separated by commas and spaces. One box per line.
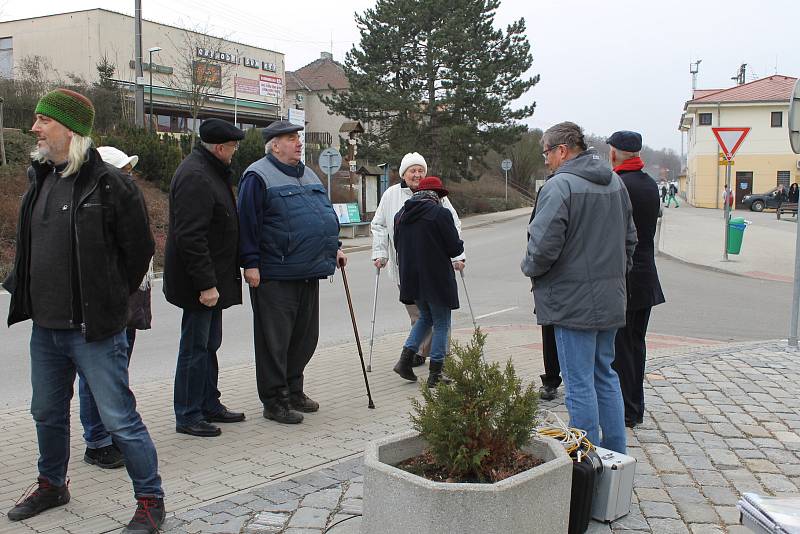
134, 0, 145, 128
0, 97, 6, 166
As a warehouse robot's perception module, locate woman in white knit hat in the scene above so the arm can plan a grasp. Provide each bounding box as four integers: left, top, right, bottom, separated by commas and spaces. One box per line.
76, 146, 152, 470
370, 152, 466, 372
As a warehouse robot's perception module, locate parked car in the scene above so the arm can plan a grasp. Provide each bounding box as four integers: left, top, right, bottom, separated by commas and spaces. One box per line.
741, 187, 784, 212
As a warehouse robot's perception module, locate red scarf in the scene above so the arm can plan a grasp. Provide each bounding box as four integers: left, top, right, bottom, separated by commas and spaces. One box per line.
613, 157, 644, 172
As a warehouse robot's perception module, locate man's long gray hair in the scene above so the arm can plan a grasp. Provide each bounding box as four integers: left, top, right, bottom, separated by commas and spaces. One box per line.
30, 134, 93, 177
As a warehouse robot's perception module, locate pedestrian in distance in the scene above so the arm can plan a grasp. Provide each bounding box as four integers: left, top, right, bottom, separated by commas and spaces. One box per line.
393, 176, 465, 387
723, 184, 734, 210
164, 118, 247, 438
4, 89, 165, 533
370, 152, 466, 367
789, 183, 799, 204
606, 131, 666, 429
660, 182, 668, 204
521, 121, 637, 454
75, 146, 152, 471
238, 120, 347, 425
665, 182, 680, 208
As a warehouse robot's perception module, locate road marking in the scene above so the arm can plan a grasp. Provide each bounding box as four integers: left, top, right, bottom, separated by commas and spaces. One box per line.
475, 306, 518, 320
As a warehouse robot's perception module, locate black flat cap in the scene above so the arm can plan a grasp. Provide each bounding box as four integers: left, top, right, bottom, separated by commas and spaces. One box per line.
199, 119, 245, 144
262, 120, 303, 142
606, 130, 642, 152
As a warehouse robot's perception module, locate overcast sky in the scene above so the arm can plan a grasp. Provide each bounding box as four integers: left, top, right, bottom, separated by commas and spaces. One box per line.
3, 0, 799, 153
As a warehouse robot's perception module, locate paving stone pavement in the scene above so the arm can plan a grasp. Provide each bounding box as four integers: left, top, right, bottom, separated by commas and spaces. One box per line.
0, 326, 793, 533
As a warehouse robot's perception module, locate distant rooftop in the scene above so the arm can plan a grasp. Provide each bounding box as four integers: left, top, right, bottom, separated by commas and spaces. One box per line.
286, 53, 348, 92
688, 75, 797, 105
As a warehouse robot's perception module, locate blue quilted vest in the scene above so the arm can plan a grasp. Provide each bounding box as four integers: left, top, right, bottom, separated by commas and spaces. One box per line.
243, 157, 340, 280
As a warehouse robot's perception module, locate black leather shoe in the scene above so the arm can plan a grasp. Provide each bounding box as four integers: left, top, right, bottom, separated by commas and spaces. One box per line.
206, 408, 246, 423
289, 393, 319, 413
84, 444, 125, 469
8, 478, 70, 521
538, 385, 558, 401
263, 403, 304, 424
176, 420, 221, 437
412, 353, 427, 367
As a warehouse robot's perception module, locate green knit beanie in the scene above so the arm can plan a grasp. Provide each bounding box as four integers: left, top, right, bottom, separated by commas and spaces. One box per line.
35, 89, 95, 137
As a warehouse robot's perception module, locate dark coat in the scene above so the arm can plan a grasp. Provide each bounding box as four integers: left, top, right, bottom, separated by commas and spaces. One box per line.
4, 149, 154, 342
163, 147, 242, 311
618, 169, 665, 310
394, 195, 464, 310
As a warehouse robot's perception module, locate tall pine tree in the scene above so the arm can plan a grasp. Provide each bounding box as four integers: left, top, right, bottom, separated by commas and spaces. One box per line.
325, 0, 539, 180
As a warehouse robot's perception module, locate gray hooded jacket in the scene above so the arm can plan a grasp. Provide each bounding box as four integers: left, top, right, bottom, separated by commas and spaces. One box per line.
521, 149, 637, 330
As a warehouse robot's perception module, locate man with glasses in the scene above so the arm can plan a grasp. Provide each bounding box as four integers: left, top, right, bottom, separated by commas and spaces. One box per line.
164, 118, 246, 437
521, 121, 637, 454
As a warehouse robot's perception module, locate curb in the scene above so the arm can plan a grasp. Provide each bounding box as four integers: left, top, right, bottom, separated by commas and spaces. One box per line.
657, 249, 792, 284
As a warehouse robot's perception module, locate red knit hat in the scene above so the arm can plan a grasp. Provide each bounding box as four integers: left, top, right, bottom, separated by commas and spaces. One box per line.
417, 176, 448, 198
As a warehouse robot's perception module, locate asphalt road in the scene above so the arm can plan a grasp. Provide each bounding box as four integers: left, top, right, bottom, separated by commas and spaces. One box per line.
0, 212, 793, 409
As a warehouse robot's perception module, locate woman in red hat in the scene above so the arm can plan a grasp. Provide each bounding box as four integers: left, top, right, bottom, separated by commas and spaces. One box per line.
392, 177, 464, 387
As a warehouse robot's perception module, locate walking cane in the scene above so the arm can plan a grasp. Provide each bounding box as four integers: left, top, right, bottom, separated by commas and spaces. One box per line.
460, 270, 478, 331
367, 266, 380, 372
459, 270, 486, 363
340, 266, 376, 409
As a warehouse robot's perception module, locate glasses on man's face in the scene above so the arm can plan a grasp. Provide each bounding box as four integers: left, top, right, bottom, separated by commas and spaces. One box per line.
542, 144, 564, 159
224, 142, 239, 151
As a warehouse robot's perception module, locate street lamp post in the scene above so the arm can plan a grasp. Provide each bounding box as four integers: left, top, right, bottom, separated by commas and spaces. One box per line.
147, 47, 162, 132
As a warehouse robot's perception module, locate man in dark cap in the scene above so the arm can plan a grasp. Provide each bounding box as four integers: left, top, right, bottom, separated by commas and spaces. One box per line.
607, 130, 665, 428
238, 120, 346, 424
164, 118, 246, 437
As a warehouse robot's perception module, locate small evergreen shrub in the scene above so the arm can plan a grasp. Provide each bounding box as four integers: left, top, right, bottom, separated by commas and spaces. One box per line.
410, 329, 539, 482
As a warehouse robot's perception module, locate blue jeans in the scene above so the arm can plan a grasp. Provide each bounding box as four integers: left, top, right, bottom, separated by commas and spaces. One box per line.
30, 325, 163, 497
174, 309, 224, 426
79, 328, 136, 449
403, 301, 451, 363
554, 326, 626, 454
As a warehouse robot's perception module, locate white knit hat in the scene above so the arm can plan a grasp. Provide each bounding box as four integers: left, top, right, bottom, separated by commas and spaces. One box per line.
399, 152, 427, 179
97, 146, 139, 170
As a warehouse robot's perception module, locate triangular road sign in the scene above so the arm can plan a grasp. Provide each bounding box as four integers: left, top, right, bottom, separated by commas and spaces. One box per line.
712, 127, 751, 160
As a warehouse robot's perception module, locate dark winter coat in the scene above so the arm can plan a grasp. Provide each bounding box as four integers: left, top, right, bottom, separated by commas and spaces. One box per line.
617, 169, 666, 311
394, 195, 464, 310
163, 147, 242, 311
521, 149, 637, 330
4, 148, 154, 342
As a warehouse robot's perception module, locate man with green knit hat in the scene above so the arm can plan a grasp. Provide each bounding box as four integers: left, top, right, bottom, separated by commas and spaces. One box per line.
3, 88, 165, 534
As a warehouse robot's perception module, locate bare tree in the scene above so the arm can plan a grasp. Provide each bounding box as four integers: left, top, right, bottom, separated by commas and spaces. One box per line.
162, 25, 234, 145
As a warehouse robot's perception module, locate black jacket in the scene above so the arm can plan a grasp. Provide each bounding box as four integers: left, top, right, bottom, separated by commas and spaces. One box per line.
4, 148, 154, 342
394, 195, 464, 310
163, 147, 242, 310
618, 169, 665, 310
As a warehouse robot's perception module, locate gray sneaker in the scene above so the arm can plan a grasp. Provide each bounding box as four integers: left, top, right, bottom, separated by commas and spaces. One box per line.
538, 385, 558, 401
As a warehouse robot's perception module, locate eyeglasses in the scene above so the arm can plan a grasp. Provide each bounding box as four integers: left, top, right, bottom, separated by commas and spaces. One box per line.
542, 144, 565, 158
223, 142, 240, 151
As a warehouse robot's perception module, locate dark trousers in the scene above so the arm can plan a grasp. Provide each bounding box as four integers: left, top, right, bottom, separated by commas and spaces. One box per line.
540, 324, 562, 388
174, 309, 224, 426
612, 307, 652, 424
250, 279, 319, 406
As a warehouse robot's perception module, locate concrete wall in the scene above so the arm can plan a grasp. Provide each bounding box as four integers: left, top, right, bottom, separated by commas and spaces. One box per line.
684, 102, 800, 208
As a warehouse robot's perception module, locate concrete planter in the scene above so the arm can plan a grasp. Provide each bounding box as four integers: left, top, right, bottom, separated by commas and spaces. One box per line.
362, 431, 572, 534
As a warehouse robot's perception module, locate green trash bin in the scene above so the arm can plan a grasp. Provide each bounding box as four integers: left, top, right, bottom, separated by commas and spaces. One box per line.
727, 216, 747, 254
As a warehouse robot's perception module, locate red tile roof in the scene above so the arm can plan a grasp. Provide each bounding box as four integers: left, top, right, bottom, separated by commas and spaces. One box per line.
286, 57, 349, 92
692, 89, 723, 99
689, 75, 797, 104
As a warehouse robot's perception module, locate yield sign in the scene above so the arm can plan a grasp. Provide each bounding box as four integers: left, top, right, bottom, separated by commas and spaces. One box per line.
712, 127, 751, 160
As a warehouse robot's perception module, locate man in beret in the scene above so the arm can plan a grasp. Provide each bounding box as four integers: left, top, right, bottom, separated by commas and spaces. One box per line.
164, 118, 246, 438
4, 89, 165, 532
607, 130, 665, 428
238, 120, 346, 424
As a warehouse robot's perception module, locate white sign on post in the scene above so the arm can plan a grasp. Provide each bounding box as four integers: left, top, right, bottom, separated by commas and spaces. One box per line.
711, 127, 751, 160
288, 108, 305, 164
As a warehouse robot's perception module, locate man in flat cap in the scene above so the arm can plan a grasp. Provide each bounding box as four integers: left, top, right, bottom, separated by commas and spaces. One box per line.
238, 120, 346, 424
607, 130, 665, 428
164, 118, 246, 438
